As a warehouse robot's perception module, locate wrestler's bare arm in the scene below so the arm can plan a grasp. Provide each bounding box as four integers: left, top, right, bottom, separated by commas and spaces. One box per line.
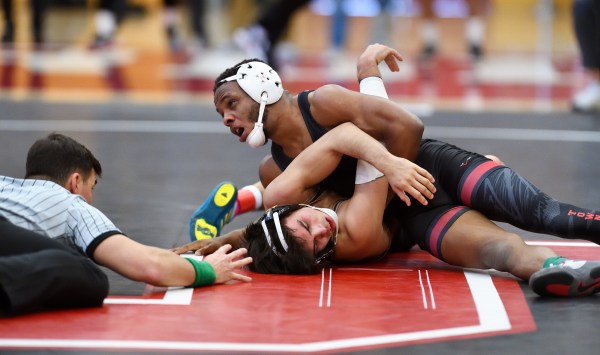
258, 155, 282, 192
309, 85, 423, 162
263, 122, 394, 259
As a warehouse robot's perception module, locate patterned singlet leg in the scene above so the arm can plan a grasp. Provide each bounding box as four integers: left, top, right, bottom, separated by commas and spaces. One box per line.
463, 166, 600, 244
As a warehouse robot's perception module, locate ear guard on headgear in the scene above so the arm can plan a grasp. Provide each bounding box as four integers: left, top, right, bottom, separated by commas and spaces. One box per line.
220, 61, 284, 148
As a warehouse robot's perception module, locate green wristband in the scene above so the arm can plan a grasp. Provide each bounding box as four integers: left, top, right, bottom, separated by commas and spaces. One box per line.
185, 258, 217, 287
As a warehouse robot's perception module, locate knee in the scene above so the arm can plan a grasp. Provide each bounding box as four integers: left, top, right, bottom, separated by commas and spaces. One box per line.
47, 250, 109, 306
484, 154, 504, 165
78, 258, 110, 305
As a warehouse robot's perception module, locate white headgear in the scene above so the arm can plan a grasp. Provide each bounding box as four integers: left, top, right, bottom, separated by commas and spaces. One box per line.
259, 204, 338, 264
220, 61, 284, 148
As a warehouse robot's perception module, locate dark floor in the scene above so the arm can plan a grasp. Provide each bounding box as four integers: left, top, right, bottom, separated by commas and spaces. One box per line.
1, 98, 599, 354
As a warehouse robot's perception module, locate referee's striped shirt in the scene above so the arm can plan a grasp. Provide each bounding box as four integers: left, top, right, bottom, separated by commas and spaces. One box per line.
0, 175, 122, 257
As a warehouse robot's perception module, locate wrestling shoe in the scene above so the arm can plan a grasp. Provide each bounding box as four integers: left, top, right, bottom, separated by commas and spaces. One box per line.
572, 82, 600, 114
189, 182, 237, 241
529, 260, 600, 297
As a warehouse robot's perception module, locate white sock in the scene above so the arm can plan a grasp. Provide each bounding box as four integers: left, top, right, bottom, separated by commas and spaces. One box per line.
95, 10, 116, 37
421, 20, 438, 46
465, 16, 484, 44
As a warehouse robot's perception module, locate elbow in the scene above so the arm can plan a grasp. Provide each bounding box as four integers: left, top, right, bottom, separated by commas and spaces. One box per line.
385, 111, 424, 160
401, 111, 424, 159
407, 111, 424, 139
389, 110, 423, 141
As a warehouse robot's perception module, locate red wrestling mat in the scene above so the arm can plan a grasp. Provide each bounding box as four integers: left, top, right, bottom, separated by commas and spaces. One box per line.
1, 241, 596, 353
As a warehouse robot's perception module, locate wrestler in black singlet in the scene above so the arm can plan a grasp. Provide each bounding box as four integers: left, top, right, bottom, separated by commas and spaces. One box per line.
271, 91, 600, 261
271, 91, 358, 198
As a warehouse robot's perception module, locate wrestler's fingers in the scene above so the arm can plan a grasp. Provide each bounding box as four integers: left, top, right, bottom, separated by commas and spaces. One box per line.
397, 190, 412, 207
197, 244, 218, 256
414, 165, 435, 184
414, 175, 436, 199
414, 184, 434, 201
384, 57, 401, 72
171, 241, 201, 255
170, 246, 184, 254
406, 185, 429, 206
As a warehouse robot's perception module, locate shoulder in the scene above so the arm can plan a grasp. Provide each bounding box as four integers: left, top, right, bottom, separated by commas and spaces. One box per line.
310, 84, 349, 102
1, 176, 64, 190
68, 196, 116, 227
309, 85, 361, 127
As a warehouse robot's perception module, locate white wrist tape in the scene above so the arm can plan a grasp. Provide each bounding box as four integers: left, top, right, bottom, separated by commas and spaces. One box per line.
359, 76, 388, 99
355, 159, 384, 185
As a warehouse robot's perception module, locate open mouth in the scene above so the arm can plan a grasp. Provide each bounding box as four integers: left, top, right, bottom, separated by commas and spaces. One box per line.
231, 127, 246, 141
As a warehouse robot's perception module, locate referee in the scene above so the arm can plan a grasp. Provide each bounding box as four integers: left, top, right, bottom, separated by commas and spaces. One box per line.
0, 133, 252, 317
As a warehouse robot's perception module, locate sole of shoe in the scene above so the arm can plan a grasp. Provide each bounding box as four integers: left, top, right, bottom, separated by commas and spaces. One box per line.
189, 182, 237, 241
530, 264, 600, 297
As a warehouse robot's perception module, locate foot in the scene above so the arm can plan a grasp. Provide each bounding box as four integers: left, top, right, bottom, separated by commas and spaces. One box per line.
572, 82, 600, 114
189, 182, 237, 241
529, 260, 600, 297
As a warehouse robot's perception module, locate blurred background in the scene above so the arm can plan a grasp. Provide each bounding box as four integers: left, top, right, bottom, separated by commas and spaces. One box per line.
0, 0, 590, 112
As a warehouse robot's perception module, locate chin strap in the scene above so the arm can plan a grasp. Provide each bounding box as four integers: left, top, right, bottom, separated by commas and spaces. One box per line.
246, 92, 268, 148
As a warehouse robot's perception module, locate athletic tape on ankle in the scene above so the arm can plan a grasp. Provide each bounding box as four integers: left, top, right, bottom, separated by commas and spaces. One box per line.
359, 76, 388, 99
238, 185, 263, 212
185, 258, 216, 287
355, 159, 384, 185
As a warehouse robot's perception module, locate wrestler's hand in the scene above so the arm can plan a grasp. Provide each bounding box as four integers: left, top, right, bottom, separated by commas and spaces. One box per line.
172, 239, 215, 255
384, 156, 436, 207
357, 43, 403, 81
172, 229, 245, 256
203, 244, 252, 283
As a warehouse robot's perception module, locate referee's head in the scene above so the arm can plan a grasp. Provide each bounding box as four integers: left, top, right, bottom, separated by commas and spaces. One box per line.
25, 133, 102, 187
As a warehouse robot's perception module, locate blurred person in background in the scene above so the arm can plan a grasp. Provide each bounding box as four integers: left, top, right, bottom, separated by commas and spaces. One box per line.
418, 0, 488, 62
90, 0, 207, 53
232, 0, 310, 68
1, 0, 45, 47
89, 0, 126, 49
163, 0, 208, 53
571, 0, 600, 114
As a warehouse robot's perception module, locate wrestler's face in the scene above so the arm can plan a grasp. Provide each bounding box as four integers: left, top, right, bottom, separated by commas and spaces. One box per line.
214, 82, 261, 144
283, 206, 337, 257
